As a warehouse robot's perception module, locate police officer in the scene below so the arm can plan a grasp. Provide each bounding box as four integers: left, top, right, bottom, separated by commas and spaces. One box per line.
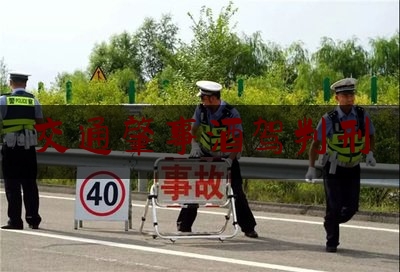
1, 71, 43, 230
176, 80, 258, 238
305, 77, 376, 252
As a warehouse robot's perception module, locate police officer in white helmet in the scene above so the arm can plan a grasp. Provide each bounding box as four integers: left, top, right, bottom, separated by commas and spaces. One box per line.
306, 77, 376, 252
177, 80, 258, 238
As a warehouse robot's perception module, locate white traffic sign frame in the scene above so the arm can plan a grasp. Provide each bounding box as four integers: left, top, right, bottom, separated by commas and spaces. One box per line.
140, 157, 239, 241
156, 159, 229, 205
75, 167, 130, 230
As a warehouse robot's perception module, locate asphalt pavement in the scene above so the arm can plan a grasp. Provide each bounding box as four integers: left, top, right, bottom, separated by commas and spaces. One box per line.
0, 189, 399, 272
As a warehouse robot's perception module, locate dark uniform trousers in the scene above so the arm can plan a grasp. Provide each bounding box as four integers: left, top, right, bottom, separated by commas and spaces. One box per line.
323, 161, 360, 247
177, 158, 257, 233
1, 145, 41, 227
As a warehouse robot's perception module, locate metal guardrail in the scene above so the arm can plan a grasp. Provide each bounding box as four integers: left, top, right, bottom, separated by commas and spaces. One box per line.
1, 148, 398, 190
122, 104, 399, 116
122, 103, 151, 115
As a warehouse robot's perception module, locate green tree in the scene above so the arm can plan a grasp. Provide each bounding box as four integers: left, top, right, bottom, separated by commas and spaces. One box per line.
262, 42, 286, 73
170, 2, 248, 86
111, 67, 141, 94
134, 14, 179, 80
369, 32, 400, 77
53, 70, 88, 91
313, 37, 369, 78
283, 41, 310, 89
65, 78, 126, 105
88, 32, 142, 82
233, 32, 278, 79
294, 62, 342, 103
46, 70, 126, 104
0, 58, 9, 94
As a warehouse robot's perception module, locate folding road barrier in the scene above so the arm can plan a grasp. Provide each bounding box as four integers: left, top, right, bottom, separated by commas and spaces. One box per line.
140, 157, 239, 242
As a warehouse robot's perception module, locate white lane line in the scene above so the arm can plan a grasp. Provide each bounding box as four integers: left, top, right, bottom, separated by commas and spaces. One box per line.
2, 229, 326, 272
1, 192, 398, 233
38, 193, 400, 234
185, 210, 399, 233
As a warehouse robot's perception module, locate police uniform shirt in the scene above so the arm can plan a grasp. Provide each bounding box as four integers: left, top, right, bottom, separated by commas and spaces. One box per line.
193, 100, 243, 135
0, 88, 43, 121
315, 105, 375, 142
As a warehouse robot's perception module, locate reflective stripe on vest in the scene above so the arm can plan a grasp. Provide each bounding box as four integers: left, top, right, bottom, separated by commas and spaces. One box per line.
2, 95, 36, 134
199, 124, 236, 152
327, 133, 365, 163
326, 107, 366, 163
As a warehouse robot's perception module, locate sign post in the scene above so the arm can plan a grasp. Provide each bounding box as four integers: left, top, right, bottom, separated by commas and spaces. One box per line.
323, 77, 330, 102
75, 167, 131, 230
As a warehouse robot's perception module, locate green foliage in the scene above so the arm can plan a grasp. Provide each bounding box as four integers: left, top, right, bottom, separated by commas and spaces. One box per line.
246, 180, 399, 213
374, 74, 400, 105
171, 1, 251, 85
40, 74, 127, 105
369, 107, 400, 164
313, 37, 369, 78
0, 58, 8, 95
137, 76, 198, 105
52, 70, 88, 91
34, 89, 65, 105
369, 32, 400, 77
234, 32, 270, 77
75, 81, 126, 105
294, 63, 342, 98
360, 187, 399, 212
135, 14, 179, 79
89, 32, 142, 82
111, 68, 141, 94
247, 180, 325, 205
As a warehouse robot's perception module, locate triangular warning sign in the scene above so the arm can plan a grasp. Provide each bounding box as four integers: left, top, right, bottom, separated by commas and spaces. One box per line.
90, 66, 107, 81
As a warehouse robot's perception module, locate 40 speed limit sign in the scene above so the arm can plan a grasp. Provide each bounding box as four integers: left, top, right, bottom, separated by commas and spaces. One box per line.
75, 167, 130, 222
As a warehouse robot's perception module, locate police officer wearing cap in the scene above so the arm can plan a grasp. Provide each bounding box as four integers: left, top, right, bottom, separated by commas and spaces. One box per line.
0, 72, 43, 230
305, 77, 376, 252
176, 80, 258, 238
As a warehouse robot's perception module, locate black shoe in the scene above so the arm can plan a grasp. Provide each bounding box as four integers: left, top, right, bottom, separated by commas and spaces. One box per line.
177, 227, 192, 232
29, 224, 39, 229
326, 246, 337, 253
1, 224, 23, 230
177, 222, 191, 232
244, 230, 258, 238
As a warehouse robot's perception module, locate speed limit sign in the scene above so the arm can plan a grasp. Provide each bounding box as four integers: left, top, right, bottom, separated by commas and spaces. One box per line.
75, 167, 130, 223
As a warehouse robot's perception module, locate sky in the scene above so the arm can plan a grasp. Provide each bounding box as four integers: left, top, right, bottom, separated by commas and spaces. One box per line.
0, 0, 398, 90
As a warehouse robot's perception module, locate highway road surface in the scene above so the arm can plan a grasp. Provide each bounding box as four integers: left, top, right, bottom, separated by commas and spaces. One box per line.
0, 190, 399, 272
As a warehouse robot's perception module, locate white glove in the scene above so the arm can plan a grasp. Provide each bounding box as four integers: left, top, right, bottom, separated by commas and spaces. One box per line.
366, 151, 376, 167
224, 158, 232, 167
189, 141, 203, 158
305, 167, 317, 183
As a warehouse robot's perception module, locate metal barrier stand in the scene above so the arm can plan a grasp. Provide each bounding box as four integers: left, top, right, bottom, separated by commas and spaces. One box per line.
139, 157, 239, 242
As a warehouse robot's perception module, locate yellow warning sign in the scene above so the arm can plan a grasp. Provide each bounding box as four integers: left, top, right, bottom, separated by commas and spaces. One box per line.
90, 66, 107, 82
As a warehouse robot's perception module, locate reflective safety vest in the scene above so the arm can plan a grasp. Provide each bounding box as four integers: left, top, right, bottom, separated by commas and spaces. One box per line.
199, 104, 237, 152
327, 106, 365, 163
1, 92, 36, 134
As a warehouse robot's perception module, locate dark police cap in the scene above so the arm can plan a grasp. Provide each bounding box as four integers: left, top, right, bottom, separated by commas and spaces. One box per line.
330, 78, 357, 94
9, 71, 31, 82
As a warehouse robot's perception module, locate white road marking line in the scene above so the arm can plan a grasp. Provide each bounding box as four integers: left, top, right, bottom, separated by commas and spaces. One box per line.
2, 229, 326, 272
38, 193, 400, 233
1, 191, 398, 233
